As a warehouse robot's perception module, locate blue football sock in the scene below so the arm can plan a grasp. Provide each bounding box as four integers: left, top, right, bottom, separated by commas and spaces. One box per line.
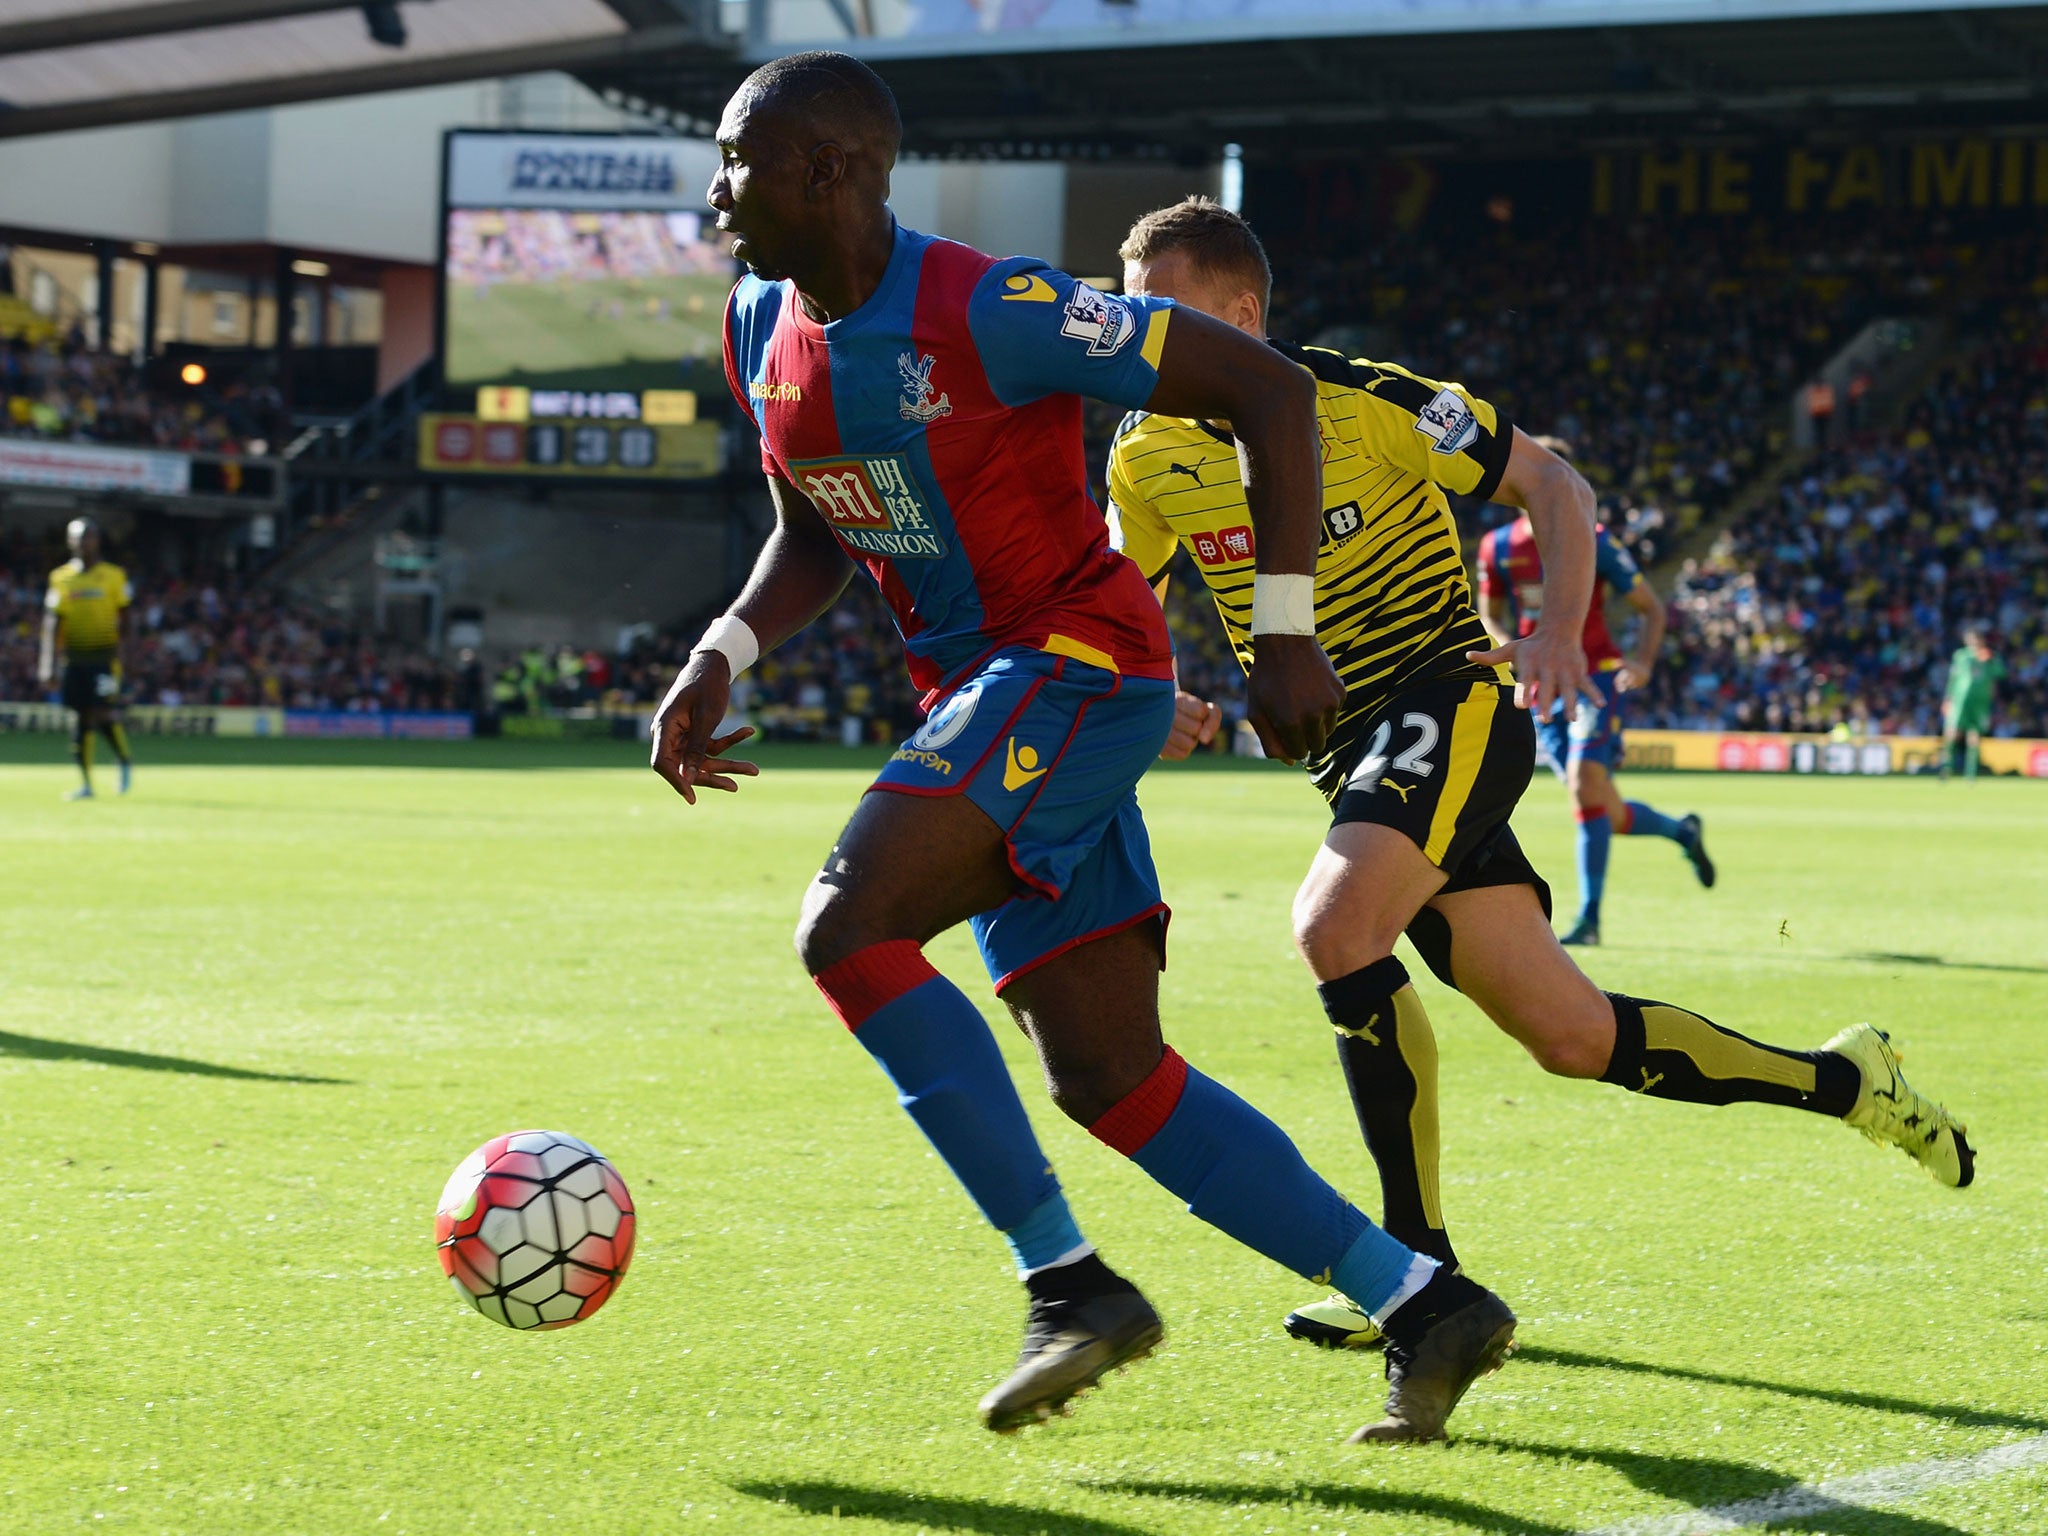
821, 944, 1081, 1274
1623, 800, 1687, 842
1575, 808, 1611, 923
1002, 1192, 1090, 1275
1094, 1049, 1422, 1315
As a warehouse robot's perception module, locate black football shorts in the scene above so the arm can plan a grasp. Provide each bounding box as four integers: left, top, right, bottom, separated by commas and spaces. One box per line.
61, 658, 119, 714
1316, 675, 1550, 984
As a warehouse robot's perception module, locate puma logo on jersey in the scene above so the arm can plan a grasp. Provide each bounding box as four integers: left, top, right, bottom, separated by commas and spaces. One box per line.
1637, 1069, 1665, 1094
1003, 738, 1049, 792
1167, 462, 1203, 485
1335, 1013, 1382, 1046
1378, 778, 1415, 802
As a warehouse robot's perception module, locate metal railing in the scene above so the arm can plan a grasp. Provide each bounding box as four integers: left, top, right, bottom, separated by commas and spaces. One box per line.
285, 357, 438, 474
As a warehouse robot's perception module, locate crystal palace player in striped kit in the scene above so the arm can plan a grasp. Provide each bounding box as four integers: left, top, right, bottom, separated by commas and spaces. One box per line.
1476, 457, 1714, 947
1106, 198, 1975, 1357
651, 54, 1516, 1443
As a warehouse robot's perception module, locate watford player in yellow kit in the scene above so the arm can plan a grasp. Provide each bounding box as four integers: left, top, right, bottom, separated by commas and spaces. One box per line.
1108, 200, 1974, 1380
38, 517, 134, 800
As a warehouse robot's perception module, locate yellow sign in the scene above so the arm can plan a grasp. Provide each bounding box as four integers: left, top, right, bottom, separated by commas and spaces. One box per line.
1595, 137, 2048, 217
476, 386, 531, 423
0, 703, 284, 736
1622, 729, 2048, 778
641, 389, 698, 425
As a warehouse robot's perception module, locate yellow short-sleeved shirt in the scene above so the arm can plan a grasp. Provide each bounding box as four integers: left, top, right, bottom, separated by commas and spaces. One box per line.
1107, 343, 1511, 730
45, 559, 131, 659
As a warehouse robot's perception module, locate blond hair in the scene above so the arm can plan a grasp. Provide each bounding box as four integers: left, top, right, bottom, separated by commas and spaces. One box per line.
1119, 196, 1272, 314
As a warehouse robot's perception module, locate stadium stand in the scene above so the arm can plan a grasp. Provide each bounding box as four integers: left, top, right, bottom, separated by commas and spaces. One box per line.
5, 212, 2044, 745
1270, 216, 2038, 547
0, 525, 454, 711
1081, 216, 2047, 742
2, 339, 284, 455
1638, 306, 2048, 739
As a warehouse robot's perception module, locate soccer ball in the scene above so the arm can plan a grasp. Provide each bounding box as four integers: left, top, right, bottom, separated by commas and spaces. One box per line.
435, 1130, 637, 1330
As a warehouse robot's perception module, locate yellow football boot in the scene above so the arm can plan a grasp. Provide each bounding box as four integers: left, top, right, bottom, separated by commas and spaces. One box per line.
1283, 1292, 1384, 1350
1828, 1024, 1975, 1188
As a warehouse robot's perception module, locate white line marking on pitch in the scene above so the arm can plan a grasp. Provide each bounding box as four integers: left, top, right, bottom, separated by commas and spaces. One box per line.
1581, 1433, 2048, 1536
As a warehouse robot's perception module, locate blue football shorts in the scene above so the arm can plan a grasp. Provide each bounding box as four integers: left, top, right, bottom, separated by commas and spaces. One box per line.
871, 647, 1175, 992
1538, 666, 1625, 777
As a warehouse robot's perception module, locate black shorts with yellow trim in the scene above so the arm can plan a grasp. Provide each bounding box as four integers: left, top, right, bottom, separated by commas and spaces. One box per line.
61, 656, 120, 714
1319, 675, 1551, 988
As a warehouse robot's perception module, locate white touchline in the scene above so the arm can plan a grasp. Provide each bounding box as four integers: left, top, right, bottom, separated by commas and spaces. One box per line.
1581, 1433, 2048, 1536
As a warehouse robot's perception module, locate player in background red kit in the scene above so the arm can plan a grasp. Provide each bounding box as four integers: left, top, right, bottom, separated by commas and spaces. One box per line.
1476, 438, 1713, 946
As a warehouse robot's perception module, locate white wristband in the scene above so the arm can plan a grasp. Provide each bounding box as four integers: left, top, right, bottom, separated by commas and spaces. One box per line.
1250, 572, 1316, 637
692, 614, 759, 678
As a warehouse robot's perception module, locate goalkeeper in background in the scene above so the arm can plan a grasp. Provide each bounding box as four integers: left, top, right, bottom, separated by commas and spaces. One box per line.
1941, 627, 2004, 780
38, 517, 134, 800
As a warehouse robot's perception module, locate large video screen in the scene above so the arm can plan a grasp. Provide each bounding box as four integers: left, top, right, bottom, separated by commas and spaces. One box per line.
443, 206, 731, 393
439, 131, 733, 397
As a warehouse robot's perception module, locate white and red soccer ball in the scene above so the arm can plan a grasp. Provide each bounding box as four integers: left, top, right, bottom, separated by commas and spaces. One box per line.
436, 1131, 636, 1330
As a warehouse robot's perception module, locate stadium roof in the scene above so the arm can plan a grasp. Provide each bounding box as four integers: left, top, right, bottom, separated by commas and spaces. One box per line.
0, 0, 719, 138
3, 1, 2047, 157
582, 1, 2048, 157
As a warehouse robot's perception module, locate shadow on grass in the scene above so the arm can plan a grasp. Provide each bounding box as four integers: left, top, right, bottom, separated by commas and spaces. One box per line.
1467, 1438, 1976, 1536
1087, 1478, 1576, 1536
732, 1480, 1153, 1536
0, 1030, 351, 1084
1839, 950, 2048, 978
1517, 1345, 2048, 1435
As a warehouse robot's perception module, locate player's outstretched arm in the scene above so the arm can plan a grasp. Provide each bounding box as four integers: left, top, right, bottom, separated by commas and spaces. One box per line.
651, 472, 855, 804
1146, 576, 1221, 761
1476, 588, 1515, 652
1143, 312, 1342, 764
36, 609, 58, 687
114, 601, 130, 696
1616, 577, 1667, 692
1467, 429, 1598, 720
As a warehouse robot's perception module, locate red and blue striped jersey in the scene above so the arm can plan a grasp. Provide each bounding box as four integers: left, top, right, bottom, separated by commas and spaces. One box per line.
1476, 516, 1645, 669
723, 222, 1178, 703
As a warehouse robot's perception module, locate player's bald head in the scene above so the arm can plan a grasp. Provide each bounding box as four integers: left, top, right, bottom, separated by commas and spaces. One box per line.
729, 51, 902, 170
711, 52, 902, 288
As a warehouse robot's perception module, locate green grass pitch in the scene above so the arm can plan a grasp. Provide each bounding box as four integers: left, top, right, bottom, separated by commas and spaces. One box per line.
444, 273, 733, 392
5, 740, 2045, 1534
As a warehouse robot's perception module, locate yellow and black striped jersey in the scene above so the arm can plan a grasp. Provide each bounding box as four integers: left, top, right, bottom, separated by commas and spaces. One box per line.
1107, 343, 1514, 779
45, 559, 130, 658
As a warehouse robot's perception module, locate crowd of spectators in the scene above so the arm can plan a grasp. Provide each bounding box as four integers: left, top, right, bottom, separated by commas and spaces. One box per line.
1249, 214, 2048, 743
2, 338, 283, 456
0, 527, 458, 711
448, 209, 727, 293
7, 215, 2045, 747
594, 579, 925, 743
578, 555, 1251, 747
1634, 305, 2048, 739
1267, 215, 2022, 548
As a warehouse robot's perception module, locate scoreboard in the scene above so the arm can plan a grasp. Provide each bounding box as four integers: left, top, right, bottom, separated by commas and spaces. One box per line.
436, 129, 734, 482
419, 410, 722, 480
